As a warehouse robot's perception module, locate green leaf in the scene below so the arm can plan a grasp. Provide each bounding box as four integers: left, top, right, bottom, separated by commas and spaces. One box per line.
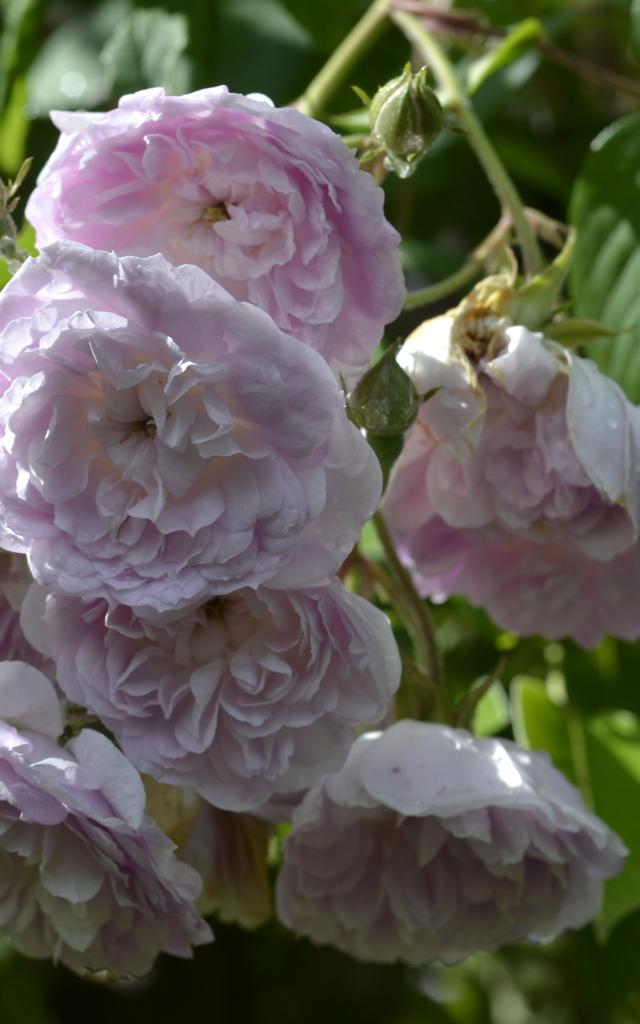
545, 318, 622, 347
473, 681, 510, 736
101, 8, 191, 95
466, 18, 543, 95
570, 114, 640, 402
515, 226, 575, 328
0, 77, 29, 177
0, 0, 44, 115
512, 678, 640, 936
511, 675, 577, 782
17, 220, 37, 259
585, 714, 640, 935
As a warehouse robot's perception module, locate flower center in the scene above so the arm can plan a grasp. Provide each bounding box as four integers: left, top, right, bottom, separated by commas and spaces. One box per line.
456, 310, 508, 362
203, 596, 228, 619
131, 419, 157, 439
202, 202, 230, 225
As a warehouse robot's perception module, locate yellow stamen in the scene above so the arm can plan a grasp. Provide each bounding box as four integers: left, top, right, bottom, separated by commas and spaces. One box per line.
202, 202, 230, 224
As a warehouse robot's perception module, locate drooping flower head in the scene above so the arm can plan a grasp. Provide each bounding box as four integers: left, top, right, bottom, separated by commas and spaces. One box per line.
181, 802, 273, 929
0, 242, 381, 614
277, 721, 626, 965
39, 579, 400, 810
142, 779, 273, 929
26, 87, 406, 374
0, 661, 211, 976
384, 297, 640, 645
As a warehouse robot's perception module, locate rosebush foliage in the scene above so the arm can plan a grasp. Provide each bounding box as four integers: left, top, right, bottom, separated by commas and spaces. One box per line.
2, 0, 640, 1022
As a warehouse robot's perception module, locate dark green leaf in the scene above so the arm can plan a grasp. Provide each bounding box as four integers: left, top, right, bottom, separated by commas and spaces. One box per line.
570, 114, 640, 402
511, 676, 577, 782
585, 713, 640, 935
545, 317, 622, 347
512, 678, 640, 935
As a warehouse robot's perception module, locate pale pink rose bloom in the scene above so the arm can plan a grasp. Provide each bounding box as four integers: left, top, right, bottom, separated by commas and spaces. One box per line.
41, 579, 401, 810
26, 87, 406, 374
0, 243, 381, 615
385, 319, 640, 645
0, 661, 211, 976
277, 721, 626, 965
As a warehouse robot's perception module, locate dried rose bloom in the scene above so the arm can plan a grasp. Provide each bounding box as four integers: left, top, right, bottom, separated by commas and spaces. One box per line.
385, 306, 640, 646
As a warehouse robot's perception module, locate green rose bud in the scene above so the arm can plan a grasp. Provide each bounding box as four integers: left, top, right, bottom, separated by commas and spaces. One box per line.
350, 344, 421, 437
369, 64, 444, 178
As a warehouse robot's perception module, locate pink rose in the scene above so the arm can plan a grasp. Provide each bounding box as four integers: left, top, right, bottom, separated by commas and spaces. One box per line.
0, 243, 381, 614
277, 721, 626, 965
27, 87, 406, 374
0, 661, 211, 976
385, 318, 640, 645
41, 579, 400, 810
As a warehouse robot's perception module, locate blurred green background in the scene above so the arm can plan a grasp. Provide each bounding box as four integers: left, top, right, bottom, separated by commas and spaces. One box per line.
2, 0, 640, 1020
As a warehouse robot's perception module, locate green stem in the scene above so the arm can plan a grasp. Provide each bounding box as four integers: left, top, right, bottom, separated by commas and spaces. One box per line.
403, 214, 514, 312
296, 0, 390, 119
392, 9, 543, 277
403, 258, 481, 311
373, 511, 445, 698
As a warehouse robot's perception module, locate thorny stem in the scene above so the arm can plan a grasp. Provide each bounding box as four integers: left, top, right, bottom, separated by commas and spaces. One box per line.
295, 0, 390, 118
392, 9, 544, 278
373, 511, 447, 707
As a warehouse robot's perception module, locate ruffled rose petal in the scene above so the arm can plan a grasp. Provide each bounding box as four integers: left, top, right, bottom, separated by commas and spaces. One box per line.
0, 664, 211, 976
0, 243, 382, 614
386, 318, 640, 646
27, 86, 405, 375
43, 579, 400, 811
277, 721, 626, 965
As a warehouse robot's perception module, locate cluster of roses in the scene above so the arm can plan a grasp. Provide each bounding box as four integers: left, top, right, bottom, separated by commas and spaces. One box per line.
0, 85, 628, 977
